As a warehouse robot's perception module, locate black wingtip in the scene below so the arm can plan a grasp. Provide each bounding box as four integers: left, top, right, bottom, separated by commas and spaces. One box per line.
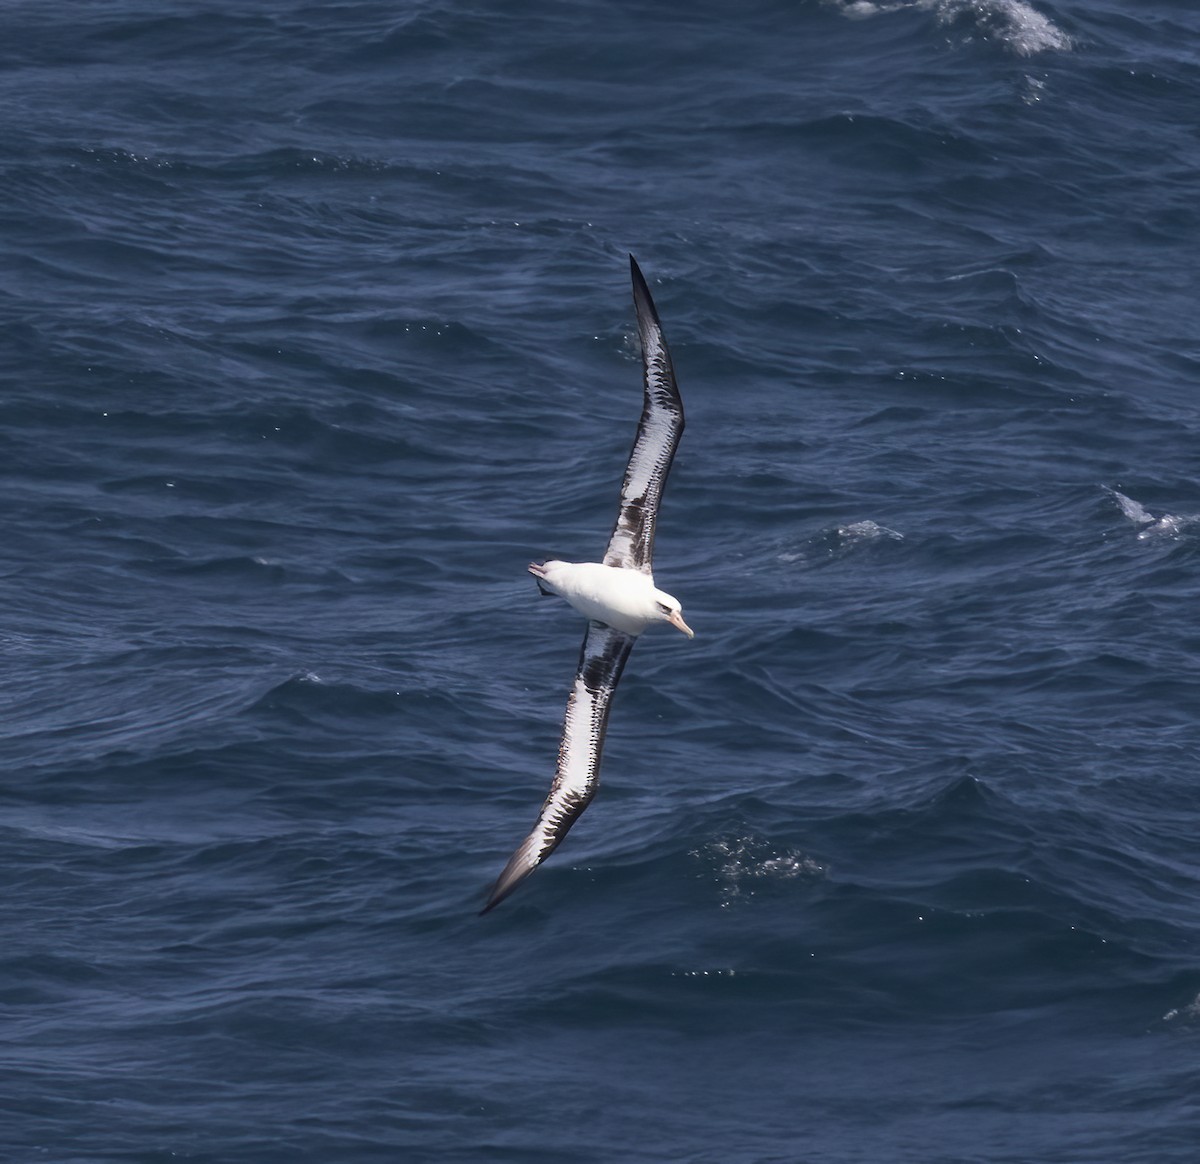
628, 254, 661, 328
628, 252, 647, 292
478, 877, 520, 916
479, 848, 537, 915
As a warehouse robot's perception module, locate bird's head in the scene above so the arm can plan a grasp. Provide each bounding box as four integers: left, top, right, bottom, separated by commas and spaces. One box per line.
652, 590, 694, 639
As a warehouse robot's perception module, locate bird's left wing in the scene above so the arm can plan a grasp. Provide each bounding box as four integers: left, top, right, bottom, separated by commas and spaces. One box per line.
482, 620, 635, 913
602, 256, 685, 574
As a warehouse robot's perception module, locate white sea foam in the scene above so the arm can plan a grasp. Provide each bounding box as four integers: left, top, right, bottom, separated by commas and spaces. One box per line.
1163, 993, 1200, 1023
829, 0, 1071, 56
777, 519, 903, 564
1104, 486, 1196, 541
695, 835, 827, 907
836, 520, 904, 544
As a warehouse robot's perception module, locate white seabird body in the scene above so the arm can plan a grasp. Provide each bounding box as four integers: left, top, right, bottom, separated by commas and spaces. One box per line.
529, 560, 693, 638
481, 256, 692, 913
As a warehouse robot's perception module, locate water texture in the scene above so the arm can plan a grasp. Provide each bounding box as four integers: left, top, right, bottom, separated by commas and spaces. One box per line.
3, 1, 1200, 1161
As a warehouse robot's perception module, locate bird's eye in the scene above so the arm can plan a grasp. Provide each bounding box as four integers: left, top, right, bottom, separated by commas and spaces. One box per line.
657, 602, 671, 613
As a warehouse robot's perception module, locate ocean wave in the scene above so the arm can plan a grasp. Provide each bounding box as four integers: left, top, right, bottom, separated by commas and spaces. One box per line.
1103, 486, 1200, 541
0, 655, 278, 772
830, 0, 1071, 56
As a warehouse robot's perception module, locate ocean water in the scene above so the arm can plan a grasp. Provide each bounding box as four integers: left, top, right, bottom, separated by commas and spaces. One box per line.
3, 1, 1200, 1160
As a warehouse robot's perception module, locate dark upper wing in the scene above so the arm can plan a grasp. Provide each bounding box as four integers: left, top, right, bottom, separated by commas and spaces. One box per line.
602, 256, 685, 574
481, 620, 635, 913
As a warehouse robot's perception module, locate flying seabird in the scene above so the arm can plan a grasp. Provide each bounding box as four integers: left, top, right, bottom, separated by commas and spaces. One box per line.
481, 255, 693, 913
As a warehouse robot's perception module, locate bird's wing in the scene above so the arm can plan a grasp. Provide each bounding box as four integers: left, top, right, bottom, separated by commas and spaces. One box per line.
602, 255, 685, 574
482, 620, 635, 912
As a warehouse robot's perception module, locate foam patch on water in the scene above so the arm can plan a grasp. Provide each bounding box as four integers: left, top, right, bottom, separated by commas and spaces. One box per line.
778, 519, 903, 564
836, 520, 904, 544
831, 0, 1071, 56
694, 835, 827, 907
1162, 993, 1200, 1024
1104, 486, 1198, 541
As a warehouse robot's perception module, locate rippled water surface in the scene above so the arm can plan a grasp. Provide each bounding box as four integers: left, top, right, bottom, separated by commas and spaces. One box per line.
4, 2, 1200, 1161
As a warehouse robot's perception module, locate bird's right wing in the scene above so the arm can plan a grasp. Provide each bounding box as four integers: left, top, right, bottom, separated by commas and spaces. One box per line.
482, 620, 635, 912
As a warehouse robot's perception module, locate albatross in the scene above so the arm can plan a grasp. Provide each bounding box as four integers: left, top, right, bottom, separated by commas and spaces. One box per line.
481, 255, 693, 913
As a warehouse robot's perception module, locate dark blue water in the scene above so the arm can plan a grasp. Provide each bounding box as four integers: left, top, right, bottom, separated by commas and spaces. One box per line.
4, 1, 1200, 1160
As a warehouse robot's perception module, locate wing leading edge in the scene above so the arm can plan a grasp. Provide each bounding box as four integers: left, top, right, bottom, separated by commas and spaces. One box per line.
481, 621, 635, 913
602, 256, 685, 574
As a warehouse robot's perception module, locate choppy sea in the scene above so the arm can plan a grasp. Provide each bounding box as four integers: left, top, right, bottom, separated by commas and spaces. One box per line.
4, 1, 1200, 1160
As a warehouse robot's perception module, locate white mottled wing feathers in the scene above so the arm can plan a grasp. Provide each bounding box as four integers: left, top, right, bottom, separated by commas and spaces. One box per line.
602, 256, 685, 574
482, 621, 635, 913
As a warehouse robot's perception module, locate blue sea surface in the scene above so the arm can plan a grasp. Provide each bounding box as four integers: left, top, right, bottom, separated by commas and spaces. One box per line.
4, 1, 1200, 1160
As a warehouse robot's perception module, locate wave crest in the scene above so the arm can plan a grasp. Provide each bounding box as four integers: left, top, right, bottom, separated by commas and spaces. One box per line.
831, 0, 1071, 57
